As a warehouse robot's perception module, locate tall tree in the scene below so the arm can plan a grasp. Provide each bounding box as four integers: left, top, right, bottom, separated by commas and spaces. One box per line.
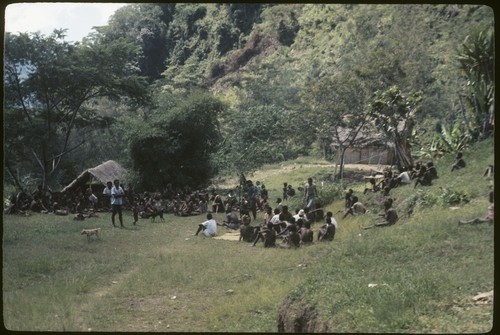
3, 31, 148, 191
301, 72, 371, 179
96, 4, 173, 81
369, 86, 422, 170
128, 91, 225, 190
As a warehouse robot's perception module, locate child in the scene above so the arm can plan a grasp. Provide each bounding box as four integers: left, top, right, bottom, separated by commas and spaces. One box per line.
132, 200, 139, 225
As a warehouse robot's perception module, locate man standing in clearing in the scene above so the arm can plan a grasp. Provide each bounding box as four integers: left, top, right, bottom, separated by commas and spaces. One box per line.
195, 213, 218, 237
102, 181, 113, 211
304, 177, 318, 210
111, 179, 125, 228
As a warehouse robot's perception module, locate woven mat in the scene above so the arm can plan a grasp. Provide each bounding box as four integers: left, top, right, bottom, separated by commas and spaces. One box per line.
213, 231, 240, 241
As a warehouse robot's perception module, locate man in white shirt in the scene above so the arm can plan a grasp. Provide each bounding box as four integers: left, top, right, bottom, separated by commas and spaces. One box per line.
195, 213, 217, 237
293, 209, 308, 224
102, 181, 113, 211
398, 171, 411, 184
111, 179, 125, 228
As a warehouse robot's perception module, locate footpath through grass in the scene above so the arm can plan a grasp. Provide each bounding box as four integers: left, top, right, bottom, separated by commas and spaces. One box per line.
2, 138, 494, 332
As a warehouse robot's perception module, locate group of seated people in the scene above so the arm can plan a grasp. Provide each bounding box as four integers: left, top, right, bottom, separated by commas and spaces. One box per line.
5, 185, 102, 216
195, 202, 336, 248
362, 161, 440, 198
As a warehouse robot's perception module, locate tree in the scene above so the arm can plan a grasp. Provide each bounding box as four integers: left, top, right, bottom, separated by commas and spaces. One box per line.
369, 86, 422, 170
3, 31, 148, 191
214, 104, 292, 176
96, 4, 173, 81
128, 91, 225, 190
456, 29, 494, 140
301, 72, 371, 180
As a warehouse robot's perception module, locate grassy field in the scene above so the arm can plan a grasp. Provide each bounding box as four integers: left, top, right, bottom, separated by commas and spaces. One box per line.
2, 138, 494, 332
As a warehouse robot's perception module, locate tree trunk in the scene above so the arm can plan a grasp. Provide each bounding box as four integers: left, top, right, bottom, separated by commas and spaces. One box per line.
337, 146, 348, 181
393, 135, 413, 170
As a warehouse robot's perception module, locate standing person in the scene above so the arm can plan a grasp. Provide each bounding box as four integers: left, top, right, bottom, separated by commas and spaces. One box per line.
131, 200, 139, 225
304, 177, 318, 210
282, 182, 288, 201
111, 179, 125, 228
194, 213, 218, 237
344, 189, 354, 209
102, 181, 113, 211
246, 180, 258, 220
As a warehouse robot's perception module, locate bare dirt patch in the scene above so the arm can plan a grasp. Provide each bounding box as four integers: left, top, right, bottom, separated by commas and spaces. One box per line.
277, 297, 331, 332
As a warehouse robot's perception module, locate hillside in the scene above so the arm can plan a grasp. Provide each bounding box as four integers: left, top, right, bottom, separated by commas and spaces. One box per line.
4, 3, 494, 193
275, 138, 494, 332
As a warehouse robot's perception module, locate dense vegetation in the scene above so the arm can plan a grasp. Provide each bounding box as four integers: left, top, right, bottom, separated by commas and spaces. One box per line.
4, 3, 494, 193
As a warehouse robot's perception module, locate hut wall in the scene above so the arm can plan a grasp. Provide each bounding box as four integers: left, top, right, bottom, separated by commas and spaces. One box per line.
341, 147, 393, 165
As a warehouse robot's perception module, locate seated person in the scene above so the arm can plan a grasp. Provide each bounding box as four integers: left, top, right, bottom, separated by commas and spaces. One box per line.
458, 191, 494, 225
269, 207, 283, 233
299, 221, 314, 244
410, 162, 424, 180
307, 203, 325, 222
317, 217, 336, 241
220, 208, 241, 230
451, 152, 466, 171
252, 222, 277, 248
364, 178, 381, 194
239, 216, 256, 242
286, 224, 301, 248
426, 161, 438, 180
344, 189, 354, 209
397, 170, 411, 185
414, 165, 434, 188
325, 211, 338, 230
211, 192, 224, 213
375, 202, 399, 227
194, 213, 218, 237
279, 205, 294, 224
343, 196, 367, 218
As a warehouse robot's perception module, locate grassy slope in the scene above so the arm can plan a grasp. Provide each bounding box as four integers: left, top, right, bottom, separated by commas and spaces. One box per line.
284, 137, 495, 333
2, 138, 494, 332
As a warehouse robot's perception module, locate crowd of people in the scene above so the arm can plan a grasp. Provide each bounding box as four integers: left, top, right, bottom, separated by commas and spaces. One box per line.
5, 151, 493, 246
193, 175, 331, 248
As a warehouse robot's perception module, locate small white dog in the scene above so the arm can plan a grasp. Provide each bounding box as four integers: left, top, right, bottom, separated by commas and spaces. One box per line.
81, 228, 101, 242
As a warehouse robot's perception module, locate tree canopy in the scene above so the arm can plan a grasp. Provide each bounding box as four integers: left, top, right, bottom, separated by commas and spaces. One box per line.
3, 4, 494, 193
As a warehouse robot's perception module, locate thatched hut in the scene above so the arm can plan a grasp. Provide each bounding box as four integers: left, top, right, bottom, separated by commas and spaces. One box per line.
61, 160, 126, 193
330, 124, 395, 165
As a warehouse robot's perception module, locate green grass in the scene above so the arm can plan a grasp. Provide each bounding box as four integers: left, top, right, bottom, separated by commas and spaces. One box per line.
2, 138, 494, 332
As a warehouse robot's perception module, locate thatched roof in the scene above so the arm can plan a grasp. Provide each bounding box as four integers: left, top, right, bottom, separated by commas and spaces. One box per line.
330, 123, 391, 149
61, 160, 126, 192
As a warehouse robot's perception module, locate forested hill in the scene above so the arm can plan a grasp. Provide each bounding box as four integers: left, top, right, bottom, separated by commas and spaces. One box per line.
4, 4, 494, 192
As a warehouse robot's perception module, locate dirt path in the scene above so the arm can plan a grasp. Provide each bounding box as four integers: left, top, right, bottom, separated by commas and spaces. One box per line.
74, 266, 140, 331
